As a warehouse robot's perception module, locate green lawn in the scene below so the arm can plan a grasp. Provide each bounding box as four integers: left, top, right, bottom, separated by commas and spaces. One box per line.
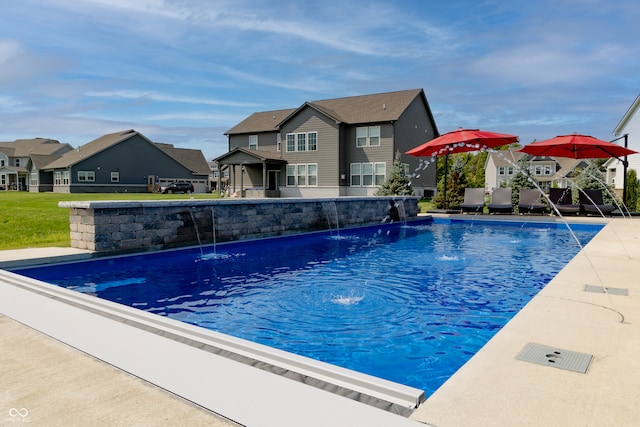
0, 192, 219, 250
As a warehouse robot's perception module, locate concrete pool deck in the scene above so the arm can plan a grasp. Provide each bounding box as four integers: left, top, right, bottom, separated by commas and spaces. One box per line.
1, 215, 639, 426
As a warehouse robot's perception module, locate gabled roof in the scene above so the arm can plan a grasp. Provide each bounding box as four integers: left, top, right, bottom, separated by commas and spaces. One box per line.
45, 130, 142, 169
225, 109, 297, 135
155, 143, 210, 175
213, 147, 286, 165
613, 94, 640, 136
225, 88, 437, 135
0, 138, 72, 157
30, 153, 64, 170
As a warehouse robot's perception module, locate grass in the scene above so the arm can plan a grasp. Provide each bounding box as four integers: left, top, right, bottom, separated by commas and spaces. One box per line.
0, 192, 219, 250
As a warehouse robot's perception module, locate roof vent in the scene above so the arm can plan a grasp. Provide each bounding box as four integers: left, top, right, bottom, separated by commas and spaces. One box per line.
383, 103, 386, 110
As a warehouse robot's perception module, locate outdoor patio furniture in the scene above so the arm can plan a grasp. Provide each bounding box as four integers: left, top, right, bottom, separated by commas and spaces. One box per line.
579, 189, 616, 216
460, 188, 486, 213
518, 189, 546, 215
548, 188, 580, 215
488, 188, 513, 214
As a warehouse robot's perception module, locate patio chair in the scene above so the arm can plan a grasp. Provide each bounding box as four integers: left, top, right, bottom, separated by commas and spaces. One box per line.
579, 189, 616, 216
518, 189, 546, 215
548, 188, 580, 215
488, 188, 513, 214
460, 188, 486, 213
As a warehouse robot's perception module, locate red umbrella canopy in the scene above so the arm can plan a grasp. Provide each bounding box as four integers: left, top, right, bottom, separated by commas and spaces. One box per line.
406, 128, 519, 157
519, 133, 637, 159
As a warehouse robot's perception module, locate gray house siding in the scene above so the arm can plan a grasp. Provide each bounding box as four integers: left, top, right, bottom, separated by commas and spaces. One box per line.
280, 107, 340, 188
343, 123, 394, 196
394, 96, 439, 195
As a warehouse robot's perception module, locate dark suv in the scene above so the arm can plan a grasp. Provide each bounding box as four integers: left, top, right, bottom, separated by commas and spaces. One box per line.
162, 181, 194, 194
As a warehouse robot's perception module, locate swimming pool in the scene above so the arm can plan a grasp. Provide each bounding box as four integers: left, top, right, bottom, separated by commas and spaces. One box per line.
14, 218, 601, 397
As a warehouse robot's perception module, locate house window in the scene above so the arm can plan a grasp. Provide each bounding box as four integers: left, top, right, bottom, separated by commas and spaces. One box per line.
308, 132, 317, 151
356, 126, 381, 147
63, 171, 70, 185
375, 162, 386, 185
30, 173, 38, 186
78, 171, 95, 182
534, 166, 542, 176
297, 133, 306, 152
15, 158, 20, 167
0, 159, 4, 167
350, 162, 385, 186
277, 134, 281, 152
350, 163, 361, 186
111, 172, 120, 182
286, 132, 318, 152
498, 166, 505, 175
286, 163, 318, 186
1, 174, 5, 185
249, 135, 258, 150
54, 171, 62, 185
286, 133, 296, 152
544, 165, 552, 176
507, 166, 514, 175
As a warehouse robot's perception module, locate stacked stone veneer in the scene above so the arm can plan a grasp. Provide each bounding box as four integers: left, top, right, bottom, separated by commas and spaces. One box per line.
60, 197, 419, 253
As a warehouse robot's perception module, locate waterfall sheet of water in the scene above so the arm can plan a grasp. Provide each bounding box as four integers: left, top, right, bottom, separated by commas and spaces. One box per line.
189, 208, 203, 255
322, 202, 340, 237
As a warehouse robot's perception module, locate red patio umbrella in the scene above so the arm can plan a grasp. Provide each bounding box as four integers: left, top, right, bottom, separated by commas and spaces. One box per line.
519, 133, 638, 208
406, 128, 519, 209
518, 133, 637, 159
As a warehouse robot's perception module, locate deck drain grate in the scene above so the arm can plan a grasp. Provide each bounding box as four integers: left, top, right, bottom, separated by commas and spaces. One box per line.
516, 343, 593, 373
584, 285, 629, 296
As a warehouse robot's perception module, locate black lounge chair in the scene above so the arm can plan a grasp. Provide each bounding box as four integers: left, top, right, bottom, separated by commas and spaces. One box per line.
548, 188, 580, 215
518, 189, 546, 215
460, 188, 486, 213
488, 188, 513, 214
579, 189, 616, 216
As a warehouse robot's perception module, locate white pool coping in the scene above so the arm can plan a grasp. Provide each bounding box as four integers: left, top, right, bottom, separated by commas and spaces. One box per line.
0, 267, 424, 427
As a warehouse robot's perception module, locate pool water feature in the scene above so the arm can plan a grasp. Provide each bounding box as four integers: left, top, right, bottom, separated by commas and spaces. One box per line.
14, 218, 601, 397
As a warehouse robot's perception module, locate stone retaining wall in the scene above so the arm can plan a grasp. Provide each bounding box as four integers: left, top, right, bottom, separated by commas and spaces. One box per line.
60, 197, 420, 252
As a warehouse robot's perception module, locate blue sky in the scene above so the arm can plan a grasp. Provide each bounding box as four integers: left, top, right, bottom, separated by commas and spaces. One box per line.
2, 0, 639, 160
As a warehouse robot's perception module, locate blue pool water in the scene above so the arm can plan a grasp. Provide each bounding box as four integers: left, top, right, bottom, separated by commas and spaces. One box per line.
14, 218, 601, 397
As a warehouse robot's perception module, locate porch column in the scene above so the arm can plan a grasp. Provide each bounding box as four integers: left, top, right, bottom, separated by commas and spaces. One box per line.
240, 164, 244, 198
231, 165, 236, 193
263, 161, 267, 197
217, 162, 222, 195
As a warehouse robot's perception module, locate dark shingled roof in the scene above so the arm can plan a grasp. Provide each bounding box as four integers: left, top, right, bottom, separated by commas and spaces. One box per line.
0, 138, 72, 157
156, 143, 210, 175
45, 130, 139, 169
225, 89, 427, 135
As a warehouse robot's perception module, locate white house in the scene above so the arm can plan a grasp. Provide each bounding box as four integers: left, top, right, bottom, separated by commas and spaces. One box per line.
607, 94, 640, 195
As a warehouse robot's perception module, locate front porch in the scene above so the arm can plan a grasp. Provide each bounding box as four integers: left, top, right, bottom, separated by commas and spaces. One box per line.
213, 147, 286, 198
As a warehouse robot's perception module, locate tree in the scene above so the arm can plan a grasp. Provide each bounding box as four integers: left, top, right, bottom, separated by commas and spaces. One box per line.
376, 150, 414, 196
434, 156, 467, 208
575, 160, 616, 204
625, 169, 639, 212
507, 155, 536, 211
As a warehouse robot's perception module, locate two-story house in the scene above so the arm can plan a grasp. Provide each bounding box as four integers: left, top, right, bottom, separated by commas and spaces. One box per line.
215, 88, 439, 198
485, 150, 584, 192
0, 138, 73, 191
607, 94, 640, 197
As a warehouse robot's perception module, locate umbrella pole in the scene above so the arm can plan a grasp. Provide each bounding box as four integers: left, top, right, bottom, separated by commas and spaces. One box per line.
443, 152, 449, 209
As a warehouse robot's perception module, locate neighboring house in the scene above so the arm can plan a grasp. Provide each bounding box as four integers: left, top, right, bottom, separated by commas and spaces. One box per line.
607, 94, 640, 195
43, 129, 210, 193
485, 150, 584, 192
208, 161, 228, 192
216, 88, 439, 198
0, 138, 73, 191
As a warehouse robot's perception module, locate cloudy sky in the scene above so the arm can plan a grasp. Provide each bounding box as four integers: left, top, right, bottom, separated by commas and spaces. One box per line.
2, 0, 639, 160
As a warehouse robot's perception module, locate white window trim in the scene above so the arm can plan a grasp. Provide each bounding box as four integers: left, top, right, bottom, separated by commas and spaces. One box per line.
286, 163, 318, 187
111, 172, 120, 182
356, 126, 381, 147
78, 171, 95, 182
350, 162, 385, 187
286, 132, 318, 152
249, 135, 258, 150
